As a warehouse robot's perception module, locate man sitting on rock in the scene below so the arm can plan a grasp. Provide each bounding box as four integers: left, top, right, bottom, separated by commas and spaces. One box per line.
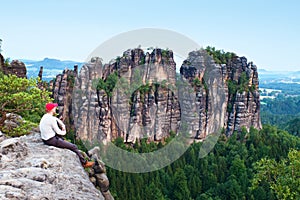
39, 103, 94, 168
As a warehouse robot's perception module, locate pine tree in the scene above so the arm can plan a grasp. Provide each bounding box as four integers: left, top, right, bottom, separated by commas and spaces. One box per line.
145, 182, 165, 200
172, 168, 191, 200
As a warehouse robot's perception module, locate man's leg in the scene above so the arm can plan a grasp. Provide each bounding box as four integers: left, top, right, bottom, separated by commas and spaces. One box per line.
44, 136, 86, 165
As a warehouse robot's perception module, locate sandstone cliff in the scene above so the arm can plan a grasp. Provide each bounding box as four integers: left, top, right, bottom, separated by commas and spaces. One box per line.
1, 59, 27, 78
49, 48, 261, 143
72, 49, 180, 143
72, 57, 103, 141
180, 50, 261, 137
49, 65, 78, 130
0, 132, 114, 200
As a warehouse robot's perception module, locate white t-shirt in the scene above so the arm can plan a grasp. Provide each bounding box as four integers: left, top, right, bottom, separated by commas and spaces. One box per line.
39, 113, 66, 140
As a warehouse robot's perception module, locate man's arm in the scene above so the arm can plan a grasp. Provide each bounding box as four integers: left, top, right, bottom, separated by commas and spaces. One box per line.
56, 118, 66, 131
51, 117, 66, 136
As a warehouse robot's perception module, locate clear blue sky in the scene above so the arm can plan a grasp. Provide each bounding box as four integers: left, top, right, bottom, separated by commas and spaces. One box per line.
0, 0, 299, 71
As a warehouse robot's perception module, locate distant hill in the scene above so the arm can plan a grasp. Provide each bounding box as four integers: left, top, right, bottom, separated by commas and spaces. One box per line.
258, 69, 300, 84
20, 58, 83, 81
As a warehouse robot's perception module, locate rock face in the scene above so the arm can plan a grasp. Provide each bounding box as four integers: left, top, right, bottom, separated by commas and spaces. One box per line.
72, 49, 180, 143
51, 48, 261, 143
180, 50, 261, 137
1, 113, 24, 134
0, 133, 107, 200
2, 59, 27, 78
224, 57, 262, 135
38, 66, 43, 80
180, 50, 227, 139
49, 66, 78, 129
72, 57, 103, 141
87, 147, 114, 200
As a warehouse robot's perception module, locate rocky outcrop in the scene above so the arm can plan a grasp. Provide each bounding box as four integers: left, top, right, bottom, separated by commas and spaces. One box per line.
72, 57, 103, 141
51, 48, 261, 143
0, 113, 23, 134
38, 66, 43, 80
224, 57, 261, 136
72, 49, 180, 143
180, 50, 261, 137
2, 59, 27, 78
0, 133, 108, 200
86, 147, 114, 200
49, 66, 78, 129
180, 50, 226, 139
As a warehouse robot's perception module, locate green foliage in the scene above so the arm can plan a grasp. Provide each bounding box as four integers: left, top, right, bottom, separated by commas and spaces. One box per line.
107, 125, 300, 200
285, 118, 300, 137
192, 77, 202, 87
67, 74, 75, 88
145, 182, 166, 200
172, 168, 191, 200
161, 49, 169, 58
96, 72, 118, 97
227, 80, 238, 95
191, 77, 208, 93
0, 74, 52, 135
116, 56, 121, 63
252, 149, 300, 200
139, 56, 145, 65
227, 72, 250, 95
226, 72, 254, 113
238, 72, 249, 93
205, 46, 236, 65
261, 95, 300, 133
106, 72, 119, 96
203, 82, 208, 91
139, 82, 151, 95
227, 102, 233, 113
261, 96, 300, 115
250, 84, 256, 92
2, 120, 37, 137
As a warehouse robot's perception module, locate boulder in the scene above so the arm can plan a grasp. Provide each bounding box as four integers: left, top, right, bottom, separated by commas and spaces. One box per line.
0, 133, 105, 200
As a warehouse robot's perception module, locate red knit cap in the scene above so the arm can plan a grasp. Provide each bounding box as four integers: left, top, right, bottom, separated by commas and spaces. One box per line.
45, 103, 58, 112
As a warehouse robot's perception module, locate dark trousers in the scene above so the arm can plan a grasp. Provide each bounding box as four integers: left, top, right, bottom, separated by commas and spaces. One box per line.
43, 136, 86, 165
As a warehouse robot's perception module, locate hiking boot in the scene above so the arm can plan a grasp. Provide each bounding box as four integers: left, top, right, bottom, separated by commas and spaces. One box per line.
83, 161, 94, 168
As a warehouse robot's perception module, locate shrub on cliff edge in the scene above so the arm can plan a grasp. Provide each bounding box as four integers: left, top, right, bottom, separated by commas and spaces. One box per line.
0, 73, 52, 136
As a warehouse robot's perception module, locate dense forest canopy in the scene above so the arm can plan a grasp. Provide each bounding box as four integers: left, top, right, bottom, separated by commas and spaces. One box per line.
261, 95, 300, 137
107, 126, 300, 200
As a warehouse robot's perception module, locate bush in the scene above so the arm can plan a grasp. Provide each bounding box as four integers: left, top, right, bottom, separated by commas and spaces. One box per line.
96, 72, 118, 97
0, 74, 52, 136
205, 46, 236, 65
193, 77, 202, 87
3, 120, 37, 137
